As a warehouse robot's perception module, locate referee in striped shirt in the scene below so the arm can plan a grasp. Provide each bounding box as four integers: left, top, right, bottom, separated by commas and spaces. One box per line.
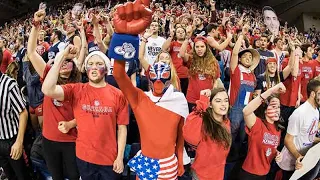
0, 54, 29, 179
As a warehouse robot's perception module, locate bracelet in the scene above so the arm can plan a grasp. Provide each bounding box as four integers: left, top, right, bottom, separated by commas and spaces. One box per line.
260, 94, 266, 103
140, 38, 148, 43
32, 19, 41, 28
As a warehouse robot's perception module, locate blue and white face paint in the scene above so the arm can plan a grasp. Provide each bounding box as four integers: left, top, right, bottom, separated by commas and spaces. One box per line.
149, 62, 171, 95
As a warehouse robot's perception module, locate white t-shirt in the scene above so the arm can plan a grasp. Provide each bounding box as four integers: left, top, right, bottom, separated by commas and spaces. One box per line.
277, 101, 319, 171
144, 36, 166, 65
107, 58, 130, 76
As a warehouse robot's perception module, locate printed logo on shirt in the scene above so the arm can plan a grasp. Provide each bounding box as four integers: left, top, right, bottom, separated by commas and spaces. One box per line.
198, 74, 206, 80
196, 31, 206, 37
266, 148, 272, 157
316, 66, 320, 73
262, 81, 276, 91
307, 119, 318, 144
147, 45, 162, 57
262, 132, 279, 148
108, 59, 129, 75
114, 43, 136, 59
36, 45, 46, 56
89, 46, 100, 53
48, 51, 56, 60
173, 46, 181, 52
81, 100, 113, 118
53, 99, 63, 107
260, 55, 269, 61
240, 80, 255, 87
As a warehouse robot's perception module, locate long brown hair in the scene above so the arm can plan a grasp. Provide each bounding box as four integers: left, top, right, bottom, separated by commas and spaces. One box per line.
264, 66, 281, 90
202, 88, 232, 149
189, 43, 219, 79
5, 61, 19, 80
57, 61, 81, 85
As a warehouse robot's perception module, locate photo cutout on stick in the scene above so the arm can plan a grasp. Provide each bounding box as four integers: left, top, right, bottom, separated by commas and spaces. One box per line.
262, 6, 280, 36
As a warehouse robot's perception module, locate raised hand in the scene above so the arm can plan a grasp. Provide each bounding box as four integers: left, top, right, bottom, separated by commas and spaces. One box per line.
272, 82, 286, 94
242, 24, 250, 35
200, 89, 211, 97
113, 0, 152, 35
34, 10, 46, 23
63, 45, 78, 60
143, 29, 153, 39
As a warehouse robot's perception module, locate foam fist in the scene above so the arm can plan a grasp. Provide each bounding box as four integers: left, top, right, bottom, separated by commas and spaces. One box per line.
113, 0, 152, 35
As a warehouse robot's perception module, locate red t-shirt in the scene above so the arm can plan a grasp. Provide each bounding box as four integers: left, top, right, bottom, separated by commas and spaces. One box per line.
0, 49, 13, 73
184, 95, 230, 180
280, 58, 302, 107
242, 118, 281, 175
300, 60, 315, 102
36, 42, 50, 56
313, 60, 320, 77
229, 66, 256, 106
186, 64, 220, 104
62, 83, 129, 165
169, 41, 191, 79
41, 65, 77, 142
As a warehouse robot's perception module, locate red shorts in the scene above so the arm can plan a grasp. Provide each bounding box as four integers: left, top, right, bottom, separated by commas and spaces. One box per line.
29, 104, 43, 116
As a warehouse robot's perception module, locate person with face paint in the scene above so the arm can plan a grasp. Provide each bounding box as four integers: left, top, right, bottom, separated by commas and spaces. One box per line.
42, 49, 129, 180
183, 88, 231, 180
109, 0, 189, 179
277, 79, 320, 180
241, 83, 286, 179
180, 36, 222, 112
27, 10, 84, 180
225, 25, 260, 179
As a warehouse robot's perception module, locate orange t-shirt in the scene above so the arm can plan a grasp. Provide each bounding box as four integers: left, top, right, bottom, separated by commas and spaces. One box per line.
62, 83, 129, 165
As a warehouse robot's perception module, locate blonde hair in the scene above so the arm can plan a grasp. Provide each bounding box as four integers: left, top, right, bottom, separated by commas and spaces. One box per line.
190, 43, 219, 78
5, 61, 19, 80
154, 51, 180, 91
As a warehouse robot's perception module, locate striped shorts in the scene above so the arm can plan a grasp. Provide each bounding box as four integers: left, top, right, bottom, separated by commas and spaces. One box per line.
128, 150, 178, 180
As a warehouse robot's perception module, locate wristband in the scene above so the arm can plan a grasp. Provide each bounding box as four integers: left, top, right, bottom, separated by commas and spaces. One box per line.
108, 33, 139, 61
32, 19, 41, 28
260, 94, 266, 103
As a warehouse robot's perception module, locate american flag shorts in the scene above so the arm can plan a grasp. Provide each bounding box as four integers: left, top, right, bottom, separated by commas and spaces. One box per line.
128, 150, 178, 180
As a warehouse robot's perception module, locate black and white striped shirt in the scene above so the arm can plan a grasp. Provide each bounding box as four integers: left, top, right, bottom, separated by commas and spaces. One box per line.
0, 73, 26, 139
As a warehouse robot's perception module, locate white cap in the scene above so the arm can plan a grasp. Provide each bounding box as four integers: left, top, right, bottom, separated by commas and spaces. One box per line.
84, 51, 111, 71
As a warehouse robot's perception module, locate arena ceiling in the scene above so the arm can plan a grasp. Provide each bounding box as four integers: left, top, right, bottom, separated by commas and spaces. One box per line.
260, 0, 320, 25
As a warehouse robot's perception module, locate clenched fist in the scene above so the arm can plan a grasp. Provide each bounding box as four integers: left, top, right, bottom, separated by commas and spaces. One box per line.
113, 0, 152, 35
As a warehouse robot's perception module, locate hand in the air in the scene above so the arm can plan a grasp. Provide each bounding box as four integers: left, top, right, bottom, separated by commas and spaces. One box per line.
34, 10, 46, 22
113, 0, 153, 35
63, 45, 78, 60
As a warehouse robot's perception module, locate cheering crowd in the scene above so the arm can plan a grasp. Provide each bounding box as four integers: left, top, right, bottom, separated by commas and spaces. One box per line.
0, 0, 320, 180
